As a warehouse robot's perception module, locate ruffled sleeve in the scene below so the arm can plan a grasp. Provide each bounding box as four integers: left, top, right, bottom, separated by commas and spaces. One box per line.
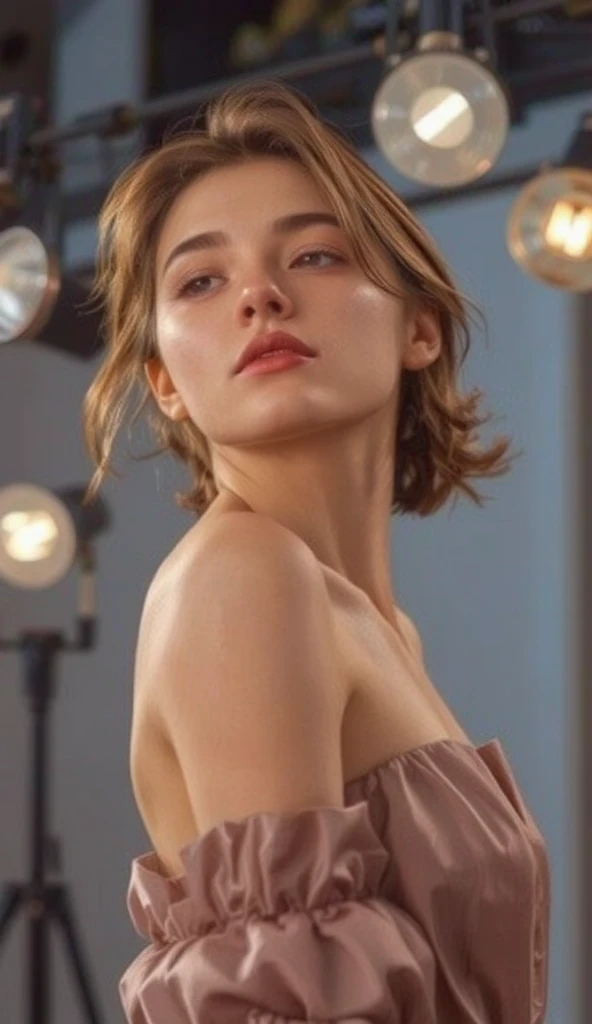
119, 800, 440, 1023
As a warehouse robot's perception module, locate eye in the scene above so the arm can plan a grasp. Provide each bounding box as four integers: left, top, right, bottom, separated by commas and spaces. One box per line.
176, 273, 223, 298
291, 248, 344, 269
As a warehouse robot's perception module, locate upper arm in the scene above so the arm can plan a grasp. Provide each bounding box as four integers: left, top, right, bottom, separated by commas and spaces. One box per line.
148, 514, 348, 837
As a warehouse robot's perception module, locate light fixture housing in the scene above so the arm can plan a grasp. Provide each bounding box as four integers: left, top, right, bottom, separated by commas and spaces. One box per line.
0, 225, 60, 344
506, 113, 592, 292
0, 484, 76, 589
371, 31, 509, 188
0, 225, 101, 357
0, 483, 110, 589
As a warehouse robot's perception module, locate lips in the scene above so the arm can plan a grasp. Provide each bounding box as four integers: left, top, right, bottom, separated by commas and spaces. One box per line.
234, 331, 316, 374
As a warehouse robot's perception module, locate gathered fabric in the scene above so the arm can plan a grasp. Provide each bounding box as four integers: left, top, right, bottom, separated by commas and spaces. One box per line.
120, 737, 550, 1023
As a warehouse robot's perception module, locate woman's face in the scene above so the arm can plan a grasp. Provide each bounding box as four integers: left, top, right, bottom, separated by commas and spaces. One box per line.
146, 156, 439, 451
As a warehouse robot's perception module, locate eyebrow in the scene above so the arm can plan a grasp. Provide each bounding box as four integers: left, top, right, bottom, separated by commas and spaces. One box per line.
161, 211, 341, 278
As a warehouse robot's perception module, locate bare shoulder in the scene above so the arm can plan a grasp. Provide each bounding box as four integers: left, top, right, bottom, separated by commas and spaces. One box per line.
397, 607, 425, 664
135, 511, 327, 683
161, 508, 342, 673
151, 509, 321, 588
136, 511, 349, 836
151, 510, 335, 626
185, 507, 325, 574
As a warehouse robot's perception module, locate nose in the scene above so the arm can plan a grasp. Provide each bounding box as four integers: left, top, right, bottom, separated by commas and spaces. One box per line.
237, 277, 294, 325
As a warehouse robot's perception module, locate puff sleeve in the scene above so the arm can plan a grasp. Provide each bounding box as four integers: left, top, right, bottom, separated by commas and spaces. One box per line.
119, 801, 440, 1023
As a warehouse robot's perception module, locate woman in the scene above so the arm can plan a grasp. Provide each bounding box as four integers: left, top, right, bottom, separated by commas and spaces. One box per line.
82, 80, 550, 1022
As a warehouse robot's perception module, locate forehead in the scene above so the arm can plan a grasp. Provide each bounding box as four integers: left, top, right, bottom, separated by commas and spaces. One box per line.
156, 158, 334, 264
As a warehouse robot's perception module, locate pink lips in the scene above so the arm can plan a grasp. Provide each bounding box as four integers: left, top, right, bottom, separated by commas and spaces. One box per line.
235, 331, 316, 374
239, 350, 314, 375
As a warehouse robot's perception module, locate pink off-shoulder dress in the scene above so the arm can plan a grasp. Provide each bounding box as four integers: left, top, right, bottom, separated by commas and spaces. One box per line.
119, 737, 550, 1023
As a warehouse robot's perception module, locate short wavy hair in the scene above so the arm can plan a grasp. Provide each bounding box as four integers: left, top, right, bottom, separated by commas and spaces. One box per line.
81, 79, 520, 516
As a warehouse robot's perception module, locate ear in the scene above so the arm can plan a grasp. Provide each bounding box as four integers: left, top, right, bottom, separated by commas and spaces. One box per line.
144, 357, 189, 422
401, 306, 442, 372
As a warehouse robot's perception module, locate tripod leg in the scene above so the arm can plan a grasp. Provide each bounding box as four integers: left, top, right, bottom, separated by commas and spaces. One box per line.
0, 883, 25, 944
29, 887, 52, 1024
50, 884, 104, 1024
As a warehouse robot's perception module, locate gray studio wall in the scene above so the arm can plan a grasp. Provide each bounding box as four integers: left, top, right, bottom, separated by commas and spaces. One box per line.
0, 1, 586, 1020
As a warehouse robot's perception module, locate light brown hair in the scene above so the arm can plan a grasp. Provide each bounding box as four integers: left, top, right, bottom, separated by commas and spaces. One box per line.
81, 79, 520, 516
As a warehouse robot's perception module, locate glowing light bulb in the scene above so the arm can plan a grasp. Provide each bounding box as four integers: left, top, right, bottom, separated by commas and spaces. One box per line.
410, 87, 474, 148
0, 484, 78, 588
1, 509, 59, 562
544, 200, 592, 258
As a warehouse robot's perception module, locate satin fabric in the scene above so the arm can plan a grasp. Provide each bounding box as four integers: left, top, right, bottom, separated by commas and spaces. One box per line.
120, 737, 550, 1022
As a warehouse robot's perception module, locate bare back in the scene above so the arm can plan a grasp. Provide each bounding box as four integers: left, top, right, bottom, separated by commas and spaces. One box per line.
130, 502, 471, 879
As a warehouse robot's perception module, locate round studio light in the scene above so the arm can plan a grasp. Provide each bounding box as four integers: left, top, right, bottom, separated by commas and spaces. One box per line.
372, 38, 509, 188
506, 167, 592, 292
0, 226, 60, 345
0, 484, 76, 589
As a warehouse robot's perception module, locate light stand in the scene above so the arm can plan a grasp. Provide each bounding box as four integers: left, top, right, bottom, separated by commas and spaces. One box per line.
0, 486, 109, 1024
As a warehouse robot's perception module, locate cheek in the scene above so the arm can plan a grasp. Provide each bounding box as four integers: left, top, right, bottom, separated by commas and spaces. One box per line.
155, 305, 204, 373
344, 283, 401, 342
354, 282, 392, 314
